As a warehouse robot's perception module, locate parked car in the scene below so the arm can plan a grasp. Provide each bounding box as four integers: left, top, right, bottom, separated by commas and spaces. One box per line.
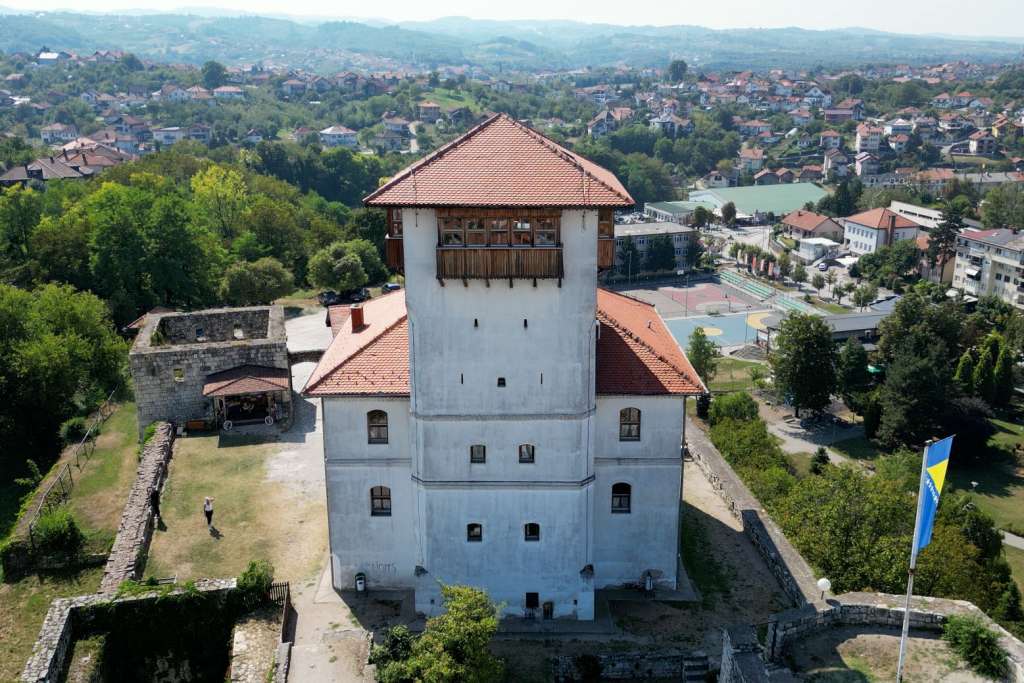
347, 288, 371, 303
382, 282, 402, 292
317, 290, 342, 306
817, 262, 829, 271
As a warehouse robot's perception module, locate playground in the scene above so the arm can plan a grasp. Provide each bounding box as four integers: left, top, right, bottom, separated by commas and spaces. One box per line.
665, 311, 771, 348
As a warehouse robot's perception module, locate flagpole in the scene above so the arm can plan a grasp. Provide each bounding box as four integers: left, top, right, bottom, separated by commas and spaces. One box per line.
896, 440, 932, 683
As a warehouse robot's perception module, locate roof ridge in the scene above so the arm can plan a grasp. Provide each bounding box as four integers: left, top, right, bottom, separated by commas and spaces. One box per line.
596, 308, 699, 387
303, 314, 409, 394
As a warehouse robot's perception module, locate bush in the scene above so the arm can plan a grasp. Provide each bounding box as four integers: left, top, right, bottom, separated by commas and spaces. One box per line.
942, 615, 1008, 679
369, 625, 415, 668
33, 508, 85, 560
237, 559, 274, 601
708, 391, 759, 425
141, 422, 158, 447
59, 417, 89, 445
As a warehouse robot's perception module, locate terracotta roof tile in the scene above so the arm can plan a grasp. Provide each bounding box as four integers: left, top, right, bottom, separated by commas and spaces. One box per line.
364, 113, 634, 208
203, 365, 290, 397
304, 288, 703, 397
844, 207, 920, 230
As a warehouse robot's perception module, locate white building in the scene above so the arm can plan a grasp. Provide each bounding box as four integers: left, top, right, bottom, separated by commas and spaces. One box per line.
952, 228, 1024, 309
842, 207, 921, 256
304, 114, 705, 621
319, 125, 358, 148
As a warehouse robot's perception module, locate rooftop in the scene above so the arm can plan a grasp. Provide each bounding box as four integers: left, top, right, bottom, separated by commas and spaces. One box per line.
614, 221, 695, 237
843, 207, 920, 230
689, 184, 829, 217
364, 113, 634, 208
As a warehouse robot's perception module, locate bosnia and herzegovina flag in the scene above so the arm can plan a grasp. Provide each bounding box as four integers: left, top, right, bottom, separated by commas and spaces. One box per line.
916, 436, 955, 552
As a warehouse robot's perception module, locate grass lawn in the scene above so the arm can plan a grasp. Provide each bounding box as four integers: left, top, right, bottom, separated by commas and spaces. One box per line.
0, 567, 104, 681
786, 451, 815, 478
145, 432, 326, 583
710, 357, 765, 393
831, 435, 883, 462
813, 299, 849, 314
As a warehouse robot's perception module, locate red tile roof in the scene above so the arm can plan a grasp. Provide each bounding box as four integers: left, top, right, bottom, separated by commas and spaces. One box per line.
364, 113, 634, 208
781, 209, 839, 235
303, 289, 704, 397
844, 207, 919, 230
203, 365, 291, 397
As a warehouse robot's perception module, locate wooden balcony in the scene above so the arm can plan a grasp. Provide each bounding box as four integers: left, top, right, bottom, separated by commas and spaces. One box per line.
436, 246, 564, 281
597, 239, 615, 270
385, 236, 404, 273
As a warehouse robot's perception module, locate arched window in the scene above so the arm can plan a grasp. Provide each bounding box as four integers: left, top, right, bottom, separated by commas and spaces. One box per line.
619, 407, 641, 441
518, 444, 535, 463
611, 483, 631, 514
524, 523, 540, 542
467, 523, 483, 542
370, 486, 391, 516
470, 444, 486, 463
367, 410, 388, 444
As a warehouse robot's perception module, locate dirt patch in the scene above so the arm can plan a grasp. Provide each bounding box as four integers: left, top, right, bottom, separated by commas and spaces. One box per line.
785, 626, 988, 682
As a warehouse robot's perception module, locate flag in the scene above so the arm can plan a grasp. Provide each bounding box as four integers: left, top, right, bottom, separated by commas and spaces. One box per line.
916, 436, 954, 552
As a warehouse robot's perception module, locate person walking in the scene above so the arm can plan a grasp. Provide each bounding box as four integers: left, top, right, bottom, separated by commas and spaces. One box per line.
203, 496, 215, 529
149, 486, 161, 520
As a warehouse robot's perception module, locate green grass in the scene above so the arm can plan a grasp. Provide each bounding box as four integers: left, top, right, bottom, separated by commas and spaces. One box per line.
1006, 547, 1024, 598
0, 479, 33, 543
424, 87, 482, 112
831, 435, 883, 462
786, 452, 816, 478
710, 357, 765, 393
813, 299, 850, 314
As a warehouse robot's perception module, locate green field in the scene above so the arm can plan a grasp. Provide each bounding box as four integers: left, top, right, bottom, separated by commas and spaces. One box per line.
710, 357, 765, 393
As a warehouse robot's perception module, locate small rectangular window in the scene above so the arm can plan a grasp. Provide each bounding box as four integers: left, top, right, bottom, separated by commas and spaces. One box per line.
488, 218, 510, 245
465, 217, 486, 245
497, 377, 506, 387
173, 368, 184, 382
470, 445, 486, 463
467, 523, 483, 542
512, 219, 532, 245
525, 592, 539, 609
519, 444, 535, 464
440, 217, 464, 246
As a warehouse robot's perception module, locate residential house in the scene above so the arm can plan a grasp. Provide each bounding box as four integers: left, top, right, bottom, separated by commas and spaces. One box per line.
737, 147, 765, 173
305, 113, 704, 620
855, 123, 882, 153
952, 229, 1024, 309
697, 170, 731, 189
781, 209, 844, 241
888, 134, 910, 153
834, 98, 865, 120
417, 101, 442, 122
151, 126, 189, 146
854, 152, 879, 177
916, 232, 955, 285
319, 125, 358, 148
842, 207, 920, 256
152, 84, 189, 103
40, 122, 78, 145
968, 130, 998, 156
819, 130, 842, 149
798, 165, 823, 183
823, 149, 850, 177
648, 112, 692, 137
213, 86, 245, 100
883, 118, 913, 136
753, 169, 779, 185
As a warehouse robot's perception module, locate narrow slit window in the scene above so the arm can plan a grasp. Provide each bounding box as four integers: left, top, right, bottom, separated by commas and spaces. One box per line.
524, 523, 540, 542
518, 444, 535, 464
467, 523, 483, 542
470, 444, 486, 463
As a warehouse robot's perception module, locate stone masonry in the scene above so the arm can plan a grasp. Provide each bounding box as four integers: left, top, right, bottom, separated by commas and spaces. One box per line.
130, 306, 290, 430
99, 422, 174, 593
22, 579, 236, 683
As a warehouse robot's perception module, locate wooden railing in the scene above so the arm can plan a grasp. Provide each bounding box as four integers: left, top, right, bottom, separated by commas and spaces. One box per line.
436, 246, 563, 280
385, 236, 404, 273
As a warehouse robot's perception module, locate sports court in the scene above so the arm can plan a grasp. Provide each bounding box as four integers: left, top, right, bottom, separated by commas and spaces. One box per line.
665, 311, 772, 348
619, 280, 762, 319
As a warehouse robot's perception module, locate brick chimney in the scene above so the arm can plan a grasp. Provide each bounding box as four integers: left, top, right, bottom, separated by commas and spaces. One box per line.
350, 303, 365, 330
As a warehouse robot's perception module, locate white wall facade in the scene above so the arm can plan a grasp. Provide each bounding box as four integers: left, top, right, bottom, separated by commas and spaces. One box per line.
321, 207, 686, 620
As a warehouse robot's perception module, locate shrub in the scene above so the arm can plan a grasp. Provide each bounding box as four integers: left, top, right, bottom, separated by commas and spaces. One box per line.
942, 615, 1008, 679
59, 417, 89, 445
810, 447, 830, 475
369, 625, 415, 668
33, 508, 85, 560
708, 391, 759, 425
237, 559, 274, 601
141, 422, 158, 446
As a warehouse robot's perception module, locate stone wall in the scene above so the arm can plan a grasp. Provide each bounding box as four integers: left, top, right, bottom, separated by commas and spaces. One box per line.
158, 308, 272, 344
99, 422, 174, 594
22, 579, 236, 683
130, 306, 290, 429
686, 425, 821, 606
766, 592, 1024, 681
552, 650, 708, 681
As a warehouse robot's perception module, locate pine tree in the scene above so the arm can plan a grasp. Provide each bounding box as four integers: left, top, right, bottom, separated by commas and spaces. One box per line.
953, 350, 975, 393
972, 347, 996, 404
994, 343, 1014, 406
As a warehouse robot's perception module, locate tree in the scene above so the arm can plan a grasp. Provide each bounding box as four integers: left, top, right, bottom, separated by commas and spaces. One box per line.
218, 257, 295, 305
0, 184, 42, 264
877, 345, 951, 447
929, 202, 963, 271
201, 60, 227, 89
307, 241, 373, 292
837, 339, 871, 412
190, 164, 249, 239
778, 253, 792, 279
688, 327, 721, 386
792, 263, 808, 286
980, 183, 1024, 229
616, 236, 641, 278
644, 234, 676, 272
668, 59, 688, 82
721, 201, 737, 226
708, 391, 758, 425
376, 585, 503, 683
853, 283, 878, 311
993, 343, 1014, 406
769, 313, 837, 416
954, 351, 976, 392
811, 446, 830, 475
811, 273, 826, 297
691, 205, 711, 229
972, 346, 996, 404
825, 270, 837, 299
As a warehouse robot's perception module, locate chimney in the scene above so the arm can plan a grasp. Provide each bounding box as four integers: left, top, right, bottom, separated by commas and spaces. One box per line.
350, 303, 365, 330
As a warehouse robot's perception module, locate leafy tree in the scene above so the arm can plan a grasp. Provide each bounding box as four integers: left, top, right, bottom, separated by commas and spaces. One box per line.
792, 263, 808, 285
201, 60, 227, 89
953, 351, 975, 392
810, 446, 830, 475
218, 257, 295, 305
691, 205, 711, 228
644, 234, 676, 272
142, 194, 224, 308
853, 283, 878, 310
778, 253, 792, 279
972, 346, 996, 404
0, 184, 42, 264
837, 339, 871, 412
190, 164, 249, 238
876, 345, 951, 447
811, 273, 825, 297
708, 391, 758, 425
687, 327, 720, 386
616, 236, 641, 278
824, 270, 837, 299
929, 203, 963, 271
980, 183, 1024, 230
667, 59, 688, 82
770, 313, 837, 416
994, 343, 1014, 406
721, 201, 737, 226
308, 243, 368, 292
376, 585, 503, 683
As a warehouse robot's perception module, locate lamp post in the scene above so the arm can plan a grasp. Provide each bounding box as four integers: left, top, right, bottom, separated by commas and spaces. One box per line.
817, 577, 831, 601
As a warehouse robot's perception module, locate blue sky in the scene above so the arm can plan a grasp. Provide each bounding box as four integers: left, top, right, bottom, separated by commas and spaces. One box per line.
3, 0, 1023, 38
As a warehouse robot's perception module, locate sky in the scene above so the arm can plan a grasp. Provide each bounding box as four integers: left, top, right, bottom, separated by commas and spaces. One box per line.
2, 0, 1023, 38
